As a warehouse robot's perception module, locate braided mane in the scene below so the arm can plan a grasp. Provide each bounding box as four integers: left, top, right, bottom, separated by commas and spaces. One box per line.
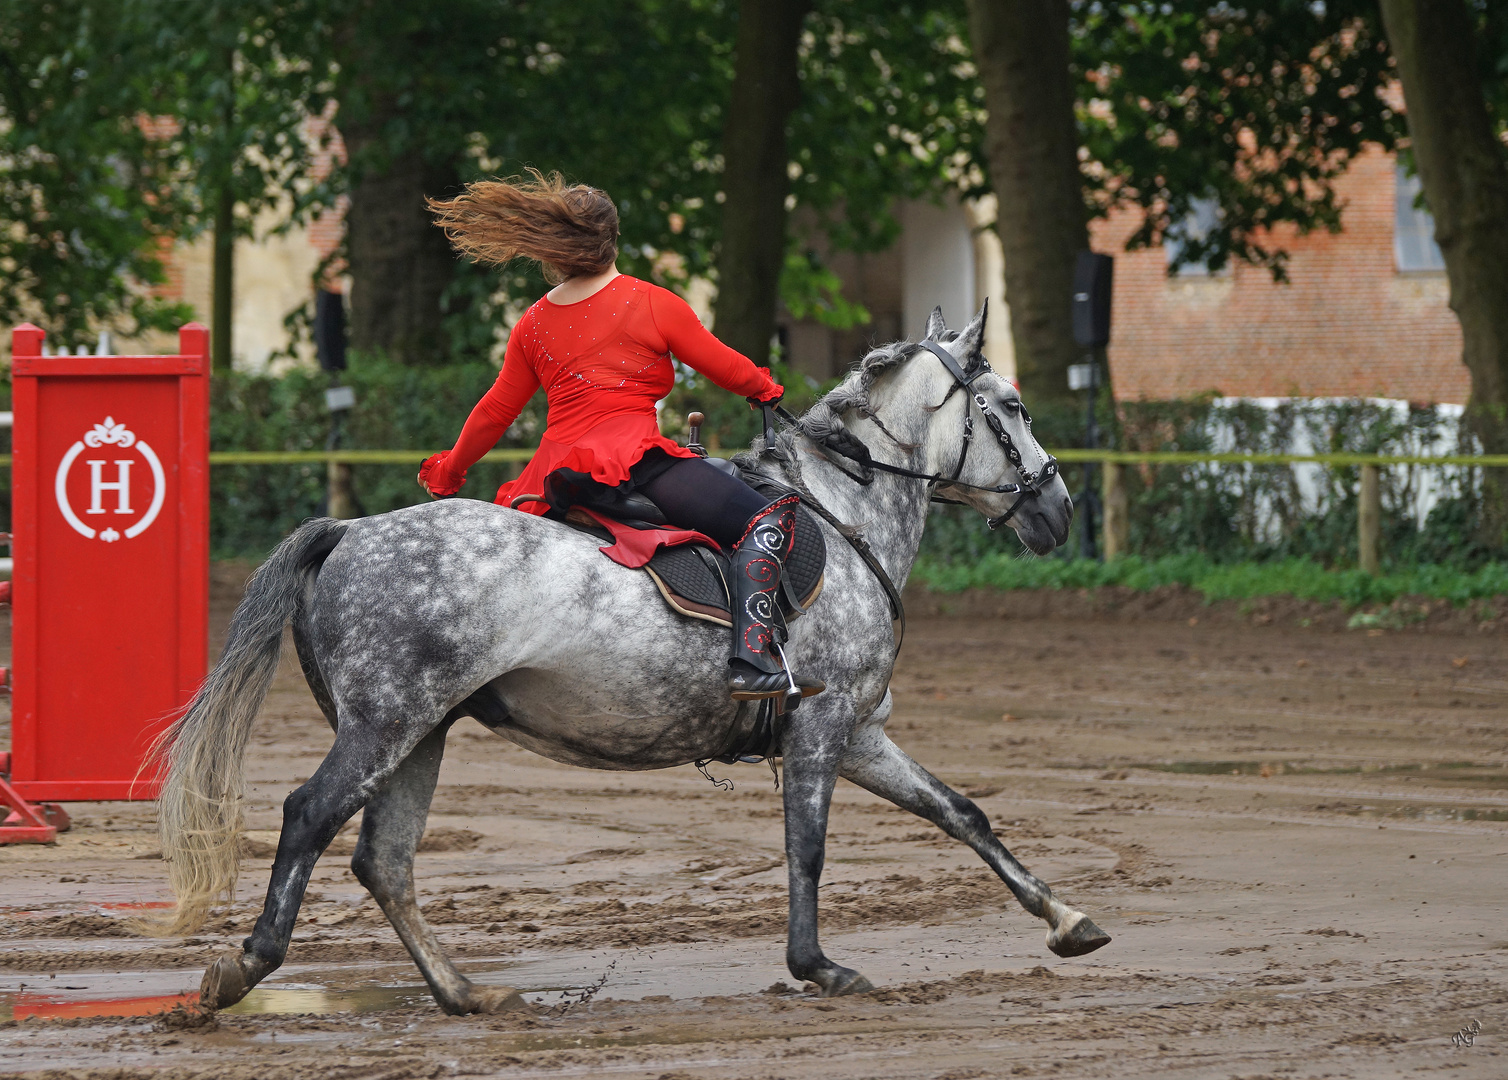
779, 329, 986, 457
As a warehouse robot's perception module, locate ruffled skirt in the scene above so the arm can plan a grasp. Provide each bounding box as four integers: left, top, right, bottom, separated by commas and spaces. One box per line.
495, 412, 696, 514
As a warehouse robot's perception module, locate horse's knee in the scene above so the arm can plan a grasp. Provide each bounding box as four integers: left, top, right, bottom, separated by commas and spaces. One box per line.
350, 838, 407, 897
280, 783, 321, 832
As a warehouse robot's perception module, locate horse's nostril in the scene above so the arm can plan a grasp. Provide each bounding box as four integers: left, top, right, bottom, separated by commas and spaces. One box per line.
1061, 496, 1073, 518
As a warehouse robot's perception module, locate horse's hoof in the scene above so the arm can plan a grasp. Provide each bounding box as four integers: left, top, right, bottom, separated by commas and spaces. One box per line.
199, 950, 253, 1010
819, 969, 875, 998
1046, 912, 1111, 958
467, 985, 529, 1014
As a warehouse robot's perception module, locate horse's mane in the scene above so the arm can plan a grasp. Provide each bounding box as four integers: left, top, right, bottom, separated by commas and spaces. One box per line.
783, 328, 985, 455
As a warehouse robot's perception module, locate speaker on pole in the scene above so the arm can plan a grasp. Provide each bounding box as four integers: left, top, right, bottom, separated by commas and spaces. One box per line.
314, 289, 347, 373
1071, 251, 1113, 348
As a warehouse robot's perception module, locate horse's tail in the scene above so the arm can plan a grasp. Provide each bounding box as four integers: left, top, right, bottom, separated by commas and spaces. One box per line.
144, 518, 348, 936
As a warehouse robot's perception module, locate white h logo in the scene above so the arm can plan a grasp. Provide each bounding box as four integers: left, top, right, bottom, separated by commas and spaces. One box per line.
86, 459, 134, 515
56, 417, 166, 542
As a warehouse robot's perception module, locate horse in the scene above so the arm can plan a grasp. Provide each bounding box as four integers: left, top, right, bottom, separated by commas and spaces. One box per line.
156, 302, 1110, 1016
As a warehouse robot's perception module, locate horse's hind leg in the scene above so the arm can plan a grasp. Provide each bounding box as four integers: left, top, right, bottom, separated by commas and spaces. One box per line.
838, 718, 1110, 959
351, 722, 525, 1015
200, 707, 438, 1010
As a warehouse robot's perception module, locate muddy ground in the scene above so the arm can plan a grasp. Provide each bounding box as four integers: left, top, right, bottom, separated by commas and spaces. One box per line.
2, 568, 1505, 1079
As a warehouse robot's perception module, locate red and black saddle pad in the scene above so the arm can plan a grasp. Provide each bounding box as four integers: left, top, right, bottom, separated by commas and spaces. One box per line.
561, 505, 825, 628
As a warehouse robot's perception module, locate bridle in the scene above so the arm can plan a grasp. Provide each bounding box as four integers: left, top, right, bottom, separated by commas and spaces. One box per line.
781, 338, 1060, 529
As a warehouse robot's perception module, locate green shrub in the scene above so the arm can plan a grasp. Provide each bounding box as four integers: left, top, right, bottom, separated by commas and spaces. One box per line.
210, 353, 543, 556
911, 552, 1508, 608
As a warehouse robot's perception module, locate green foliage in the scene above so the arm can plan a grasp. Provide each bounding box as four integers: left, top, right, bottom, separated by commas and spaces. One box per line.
912, 551, 1508, 609
0, 0, 194, 340
779, 249, 871, 330
133, 0, 340, 240
209, 352, 542, 555
1071, 1, 1405, 279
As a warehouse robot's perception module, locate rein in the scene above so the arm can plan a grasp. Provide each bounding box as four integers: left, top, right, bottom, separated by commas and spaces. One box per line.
758, 337, 1055, 661
783, 340, 1059, 531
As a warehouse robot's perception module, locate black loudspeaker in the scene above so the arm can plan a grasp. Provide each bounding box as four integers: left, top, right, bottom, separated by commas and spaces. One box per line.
1071, 251, 1114, 348
315, 289, 347, 372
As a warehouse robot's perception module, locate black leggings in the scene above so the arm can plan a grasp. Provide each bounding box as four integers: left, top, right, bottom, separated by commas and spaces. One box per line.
630, 450, 770, 549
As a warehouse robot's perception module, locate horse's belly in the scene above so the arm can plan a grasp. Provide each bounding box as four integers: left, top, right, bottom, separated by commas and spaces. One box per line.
470, 669, 746, 772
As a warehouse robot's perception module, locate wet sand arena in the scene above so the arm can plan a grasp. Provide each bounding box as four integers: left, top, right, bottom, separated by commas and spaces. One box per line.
2, 570, 1506, 1078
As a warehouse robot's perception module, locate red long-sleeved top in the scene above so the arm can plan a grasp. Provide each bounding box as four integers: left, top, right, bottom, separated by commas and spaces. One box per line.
421, 275, 782, 509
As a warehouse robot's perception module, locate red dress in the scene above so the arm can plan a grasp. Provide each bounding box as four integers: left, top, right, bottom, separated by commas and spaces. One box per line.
421, 275, 782, 510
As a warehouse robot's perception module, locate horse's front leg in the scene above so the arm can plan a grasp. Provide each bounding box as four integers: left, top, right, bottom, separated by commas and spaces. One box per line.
781, 696, 875, 997
838, 708, 1110, 959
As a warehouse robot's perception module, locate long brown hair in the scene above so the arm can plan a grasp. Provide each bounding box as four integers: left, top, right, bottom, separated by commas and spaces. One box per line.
427, 168, 619, 284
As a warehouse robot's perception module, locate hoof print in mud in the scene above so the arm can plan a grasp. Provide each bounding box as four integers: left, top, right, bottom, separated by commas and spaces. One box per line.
1046, 915, 1112, 958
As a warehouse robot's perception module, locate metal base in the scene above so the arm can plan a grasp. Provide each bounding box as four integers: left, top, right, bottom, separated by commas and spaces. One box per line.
0, 752, 70, 844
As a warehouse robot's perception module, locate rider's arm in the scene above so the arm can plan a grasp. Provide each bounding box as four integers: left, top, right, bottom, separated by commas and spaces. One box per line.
647, 284, 784, 403
419, 325, 540, 496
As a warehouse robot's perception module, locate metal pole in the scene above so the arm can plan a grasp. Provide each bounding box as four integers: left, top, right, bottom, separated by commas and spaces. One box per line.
326, 378, 355, 520
1080, 354, 1100, 560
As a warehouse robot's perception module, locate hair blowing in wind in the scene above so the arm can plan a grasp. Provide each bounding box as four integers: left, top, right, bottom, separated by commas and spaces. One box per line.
427, 169, 619, 283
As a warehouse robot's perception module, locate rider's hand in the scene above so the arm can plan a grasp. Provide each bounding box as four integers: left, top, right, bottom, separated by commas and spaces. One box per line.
417, 452, 464, 499
746, 385, 785, 410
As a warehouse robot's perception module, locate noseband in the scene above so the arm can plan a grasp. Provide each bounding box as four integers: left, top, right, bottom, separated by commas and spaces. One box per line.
789, 340, 1060, 529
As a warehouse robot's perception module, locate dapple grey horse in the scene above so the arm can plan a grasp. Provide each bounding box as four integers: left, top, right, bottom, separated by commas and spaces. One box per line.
156, 303, 1110, 1015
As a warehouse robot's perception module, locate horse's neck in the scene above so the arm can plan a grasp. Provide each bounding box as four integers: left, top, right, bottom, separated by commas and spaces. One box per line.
784, 428, 934, 589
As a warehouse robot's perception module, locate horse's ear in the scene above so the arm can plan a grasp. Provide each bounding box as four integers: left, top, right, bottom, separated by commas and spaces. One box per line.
924, 306, 948, 341
954, 299, 987, 359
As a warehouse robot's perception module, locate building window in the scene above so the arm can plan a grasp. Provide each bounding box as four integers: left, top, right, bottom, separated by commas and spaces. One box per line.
1164, 196, 1224, 277
1394, 164, 1446, 272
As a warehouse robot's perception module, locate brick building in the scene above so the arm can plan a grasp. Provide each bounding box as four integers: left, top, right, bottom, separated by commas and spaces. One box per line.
1090, 146, 1466, 405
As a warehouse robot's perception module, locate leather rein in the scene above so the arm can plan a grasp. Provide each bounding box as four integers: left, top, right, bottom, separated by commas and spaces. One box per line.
781, 339, 1060, 530
763, 339, 1059, 661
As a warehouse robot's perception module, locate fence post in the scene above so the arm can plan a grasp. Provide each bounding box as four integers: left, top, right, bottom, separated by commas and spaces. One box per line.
327, 460, 356, 519
1102, 460, 1129, 561
1358, 463, 1380, 574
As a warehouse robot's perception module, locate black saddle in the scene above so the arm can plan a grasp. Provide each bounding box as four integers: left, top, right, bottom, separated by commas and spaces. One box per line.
544, 462, 826, 629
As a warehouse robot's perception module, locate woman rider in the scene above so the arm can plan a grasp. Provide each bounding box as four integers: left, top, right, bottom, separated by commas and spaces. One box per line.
417, 171, 802, 702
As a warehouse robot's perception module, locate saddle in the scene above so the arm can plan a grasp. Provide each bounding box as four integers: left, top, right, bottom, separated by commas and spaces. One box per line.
551, 471, 827, 629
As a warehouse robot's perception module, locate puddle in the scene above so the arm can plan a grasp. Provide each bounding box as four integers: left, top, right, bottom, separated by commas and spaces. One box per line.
224, 984, 434, 1015
0, 964, 579, 1021
5, 991, 197, 1021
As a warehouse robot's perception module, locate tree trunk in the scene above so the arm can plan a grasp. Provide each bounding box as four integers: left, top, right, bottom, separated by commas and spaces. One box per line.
966, 0, 1086, 407
713, 0, 810, 366
211, 42, 235, 373
211, 186, 234, 373
344, 140, 460, 365
1379, 0, 1508, 547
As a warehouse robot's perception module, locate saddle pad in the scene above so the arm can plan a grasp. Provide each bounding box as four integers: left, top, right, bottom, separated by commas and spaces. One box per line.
644, 504, 825, 628
550, 502, 822, 628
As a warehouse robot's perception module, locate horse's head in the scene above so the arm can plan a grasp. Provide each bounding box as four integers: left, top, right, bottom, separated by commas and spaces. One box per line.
912, 303, 1073, 555
789, 301, 1072, 555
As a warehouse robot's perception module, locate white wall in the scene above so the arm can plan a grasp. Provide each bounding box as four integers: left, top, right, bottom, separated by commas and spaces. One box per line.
900, 195, 1015, 382
901, 198, 974, 342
